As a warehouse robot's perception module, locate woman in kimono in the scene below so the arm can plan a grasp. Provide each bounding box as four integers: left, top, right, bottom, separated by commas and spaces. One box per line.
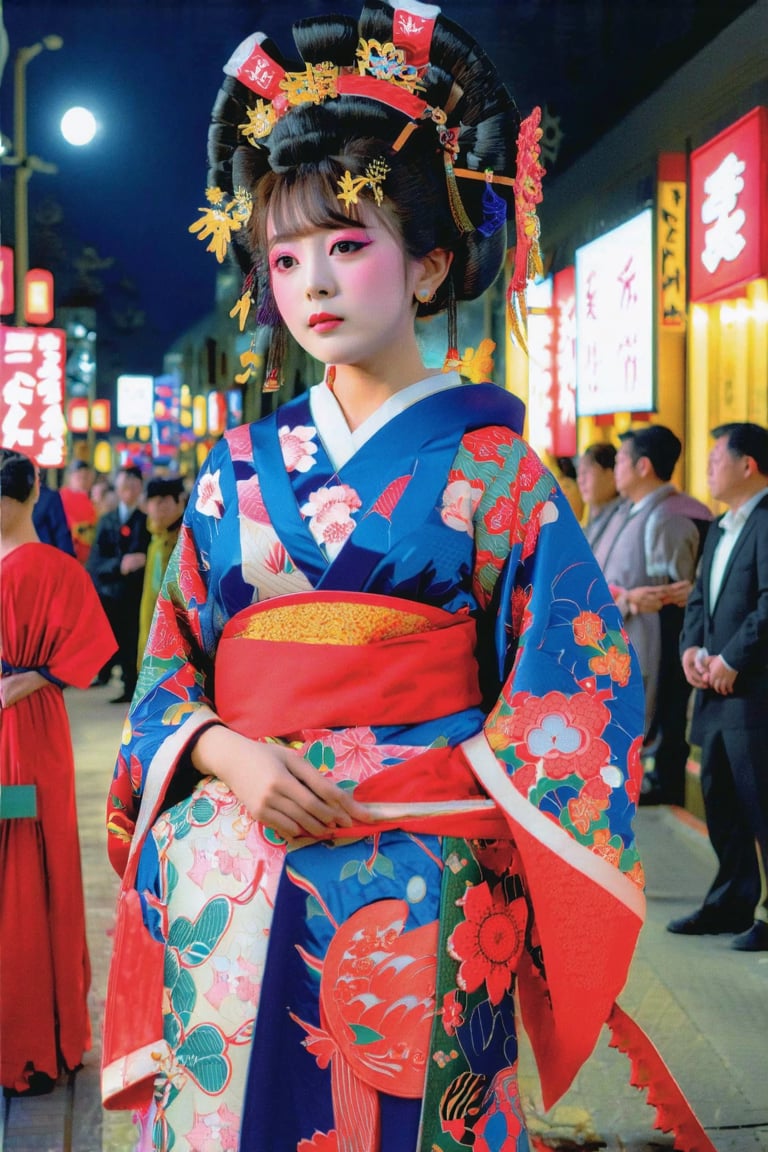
0, 448, 116, 1094
103, 4, 712, 1150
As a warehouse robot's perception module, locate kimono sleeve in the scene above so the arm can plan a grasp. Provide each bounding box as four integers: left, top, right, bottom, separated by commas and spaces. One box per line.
45, 562, 117, 688
106, 439, 237, 877
460, 439, 647, 1108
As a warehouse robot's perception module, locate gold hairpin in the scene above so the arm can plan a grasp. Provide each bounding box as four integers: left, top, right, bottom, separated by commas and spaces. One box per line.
336, 159, 391, 213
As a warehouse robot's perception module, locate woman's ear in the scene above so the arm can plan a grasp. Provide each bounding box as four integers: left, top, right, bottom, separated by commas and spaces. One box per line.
414, 248, 454, 303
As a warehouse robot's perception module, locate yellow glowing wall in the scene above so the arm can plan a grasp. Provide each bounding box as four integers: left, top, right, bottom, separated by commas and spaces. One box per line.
687, 278, 768, 506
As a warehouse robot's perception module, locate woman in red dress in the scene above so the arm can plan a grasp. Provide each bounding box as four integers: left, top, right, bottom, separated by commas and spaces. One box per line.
0, 448, 116, 1094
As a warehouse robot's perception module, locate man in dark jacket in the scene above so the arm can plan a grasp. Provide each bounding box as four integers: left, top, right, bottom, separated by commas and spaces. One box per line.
87, 465, 150, 704
669, 422, 768, 951
32, 478, 76, 556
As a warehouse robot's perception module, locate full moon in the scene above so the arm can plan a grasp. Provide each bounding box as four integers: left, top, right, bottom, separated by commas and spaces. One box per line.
60, 107, 97, 147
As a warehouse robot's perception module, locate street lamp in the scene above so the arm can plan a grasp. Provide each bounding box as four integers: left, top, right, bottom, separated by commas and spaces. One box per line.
4, 34, 63, 325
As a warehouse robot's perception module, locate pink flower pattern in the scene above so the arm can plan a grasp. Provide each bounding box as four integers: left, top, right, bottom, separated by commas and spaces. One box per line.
279, 424, 318, 473
440, 478, 484, 534
236, 475, 270, 524
300, 484, 362, 558
195, 469, 224, 519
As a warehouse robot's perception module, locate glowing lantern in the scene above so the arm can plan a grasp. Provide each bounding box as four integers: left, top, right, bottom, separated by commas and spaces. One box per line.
91, 399, 111, 432
67, 398, 90, 433
93, 440, 113, 474
24, 268, 55, 325
192, 395, 208, 437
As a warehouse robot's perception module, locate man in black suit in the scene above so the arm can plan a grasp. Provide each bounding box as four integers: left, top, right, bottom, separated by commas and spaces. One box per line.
87, 465, 150, 704
668, 422, 768, 951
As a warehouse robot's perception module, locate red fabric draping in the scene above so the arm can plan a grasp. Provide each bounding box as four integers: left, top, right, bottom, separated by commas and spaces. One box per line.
0, 543, 116, 1091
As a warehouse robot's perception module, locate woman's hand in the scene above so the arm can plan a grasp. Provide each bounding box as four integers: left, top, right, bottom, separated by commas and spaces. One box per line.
0, 670, 48, 709
191, 724, 372, 841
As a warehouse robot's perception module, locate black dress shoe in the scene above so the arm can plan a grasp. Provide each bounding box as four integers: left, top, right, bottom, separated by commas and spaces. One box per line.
3, 1070, 57, 1097
109, 691, 133, 705
731, 921, 768, 952
666, 908, 752, 935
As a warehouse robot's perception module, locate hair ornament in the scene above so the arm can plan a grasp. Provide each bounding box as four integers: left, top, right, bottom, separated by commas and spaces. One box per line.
507, 106, 545, 353
478, 171, 508, 238
239, 99, 278, 143
198, 0, 536, 372
280, 61, 341, 107
230, 292, 252, 331
234, 339, 263, 387
355, 38, 424, 93
440, 126, 473, 235
189, 186, 253, 264
460, 337, 496, 383
336, 158, 391, 212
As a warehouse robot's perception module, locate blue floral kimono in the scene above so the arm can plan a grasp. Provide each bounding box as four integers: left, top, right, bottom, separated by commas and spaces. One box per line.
103, 374, 646, 1152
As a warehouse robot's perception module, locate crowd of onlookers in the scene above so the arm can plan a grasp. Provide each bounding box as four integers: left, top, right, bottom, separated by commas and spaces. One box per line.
569, 421, 768, 955
31, 458, 189, 701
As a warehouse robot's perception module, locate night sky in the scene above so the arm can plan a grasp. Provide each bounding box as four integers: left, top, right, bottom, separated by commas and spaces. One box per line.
1, 0, 754, 378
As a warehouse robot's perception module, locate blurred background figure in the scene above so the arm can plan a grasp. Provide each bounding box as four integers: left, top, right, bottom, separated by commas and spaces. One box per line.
91, 475, 118, 520
577, 443, 623, 550
553, 455, 585, 522
593, 425, 712, 805
86, 465, 149, 705
59, 459, 97, 565
31, 473, 75, 557
0, 448, 116, 1096
671, 422, 768, 951
137, 476, 187, 663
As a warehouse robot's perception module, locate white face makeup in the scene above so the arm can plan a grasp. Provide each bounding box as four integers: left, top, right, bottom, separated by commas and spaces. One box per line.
267, 203, 425, 381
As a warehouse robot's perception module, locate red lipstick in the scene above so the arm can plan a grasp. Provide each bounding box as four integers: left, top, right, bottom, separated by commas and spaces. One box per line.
309, 312, 343, 331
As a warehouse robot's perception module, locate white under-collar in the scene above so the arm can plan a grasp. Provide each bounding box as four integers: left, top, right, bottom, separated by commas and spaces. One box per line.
308, 370, 464, 470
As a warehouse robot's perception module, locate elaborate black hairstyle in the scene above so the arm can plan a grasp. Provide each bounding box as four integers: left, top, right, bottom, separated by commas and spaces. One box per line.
192, 0, 542, 382
0, 447, 37, 504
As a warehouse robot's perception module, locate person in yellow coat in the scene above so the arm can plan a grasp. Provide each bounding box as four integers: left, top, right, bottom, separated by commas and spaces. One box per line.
136, 476, 186, 665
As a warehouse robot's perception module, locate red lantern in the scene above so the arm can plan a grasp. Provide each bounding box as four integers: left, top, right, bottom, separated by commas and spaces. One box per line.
91, 399, 111, 432
67, 398, 90, 433
0, 247, 14, 316
24, 268, 55, 325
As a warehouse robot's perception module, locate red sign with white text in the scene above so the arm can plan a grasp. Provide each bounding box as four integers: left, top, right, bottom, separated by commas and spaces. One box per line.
0, 326, 67, 467
552, 266, 577, 456
690, 106, 768, 302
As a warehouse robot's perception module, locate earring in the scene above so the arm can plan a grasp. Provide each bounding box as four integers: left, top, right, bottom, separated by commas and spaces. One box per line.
416, 289, 435, 304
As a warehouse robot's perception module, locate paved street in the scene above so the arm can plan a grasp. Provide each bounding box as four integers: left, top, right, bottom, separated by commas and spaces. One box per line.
3, 681, 767, 1151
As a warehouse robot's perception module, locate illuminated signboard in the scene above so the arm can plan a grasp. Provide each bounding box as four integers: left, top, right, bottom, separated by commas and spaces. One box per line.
117, 374, 154, 427
575, 209, 654, 416
690, 106, 768, 302
526, 276, 554, 454
552, 266, 577, 455
657, 154, 687, 328
0, 326, 67, 466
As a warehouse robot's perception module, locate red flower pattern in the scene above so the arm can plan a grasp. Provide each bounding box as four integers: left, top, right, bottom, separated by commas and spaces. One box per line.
441, 990, 465, 1037
573, 611, 606, 647
463, 427, 513, 467
589, 645, 632, 686
448, 882, 527, 1005
495, 690, 611, 781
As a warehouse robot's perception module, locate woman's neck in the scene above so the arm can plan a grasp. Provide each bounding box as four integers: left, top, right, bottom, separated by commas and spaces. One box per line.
329, 356, 437, 432
0, 500, 38, 558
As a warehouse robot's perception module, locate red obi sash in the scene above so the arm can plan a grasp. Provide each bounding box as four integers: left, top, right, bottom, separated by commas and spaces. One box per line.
215, 591, 483, 740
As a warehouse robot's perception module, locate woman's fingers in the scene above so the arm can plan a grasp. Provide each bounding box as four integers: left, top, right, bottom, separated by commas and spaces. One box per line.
280, 749, 372, 823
